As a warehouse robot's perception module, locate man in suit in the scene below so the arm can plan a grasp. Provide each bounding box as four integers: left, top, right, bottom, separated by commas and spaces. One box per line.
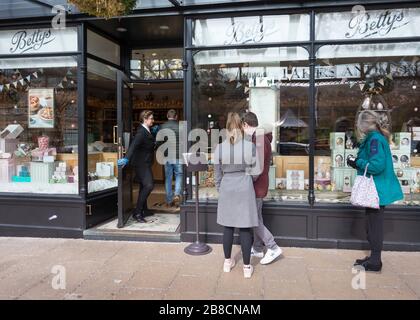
118, 110, 155, 223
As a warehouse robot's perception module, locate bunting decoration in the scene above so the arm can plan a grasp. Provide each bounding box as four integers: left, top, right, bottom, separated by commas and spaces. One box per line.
0, 68, 75, 93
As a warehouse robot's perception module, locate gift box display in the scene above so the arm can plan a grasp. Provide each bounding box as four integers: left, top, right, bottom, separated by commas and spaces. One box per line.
0, 139, 19, 154
331, 150, 345, 168
30, 162, 55, 183
330, 132, 345, 151
50, 162, 69, 183
332, 167, 357, 192
0, 124, 24, 139
96, 162, 114, 179
269, 166, 276, 190
12, 164, 31, 182
394, 132, 411, 152
395, 168, 416, 194
0, 157, 16, 183
391, 150, 411, 168
286, 170, 305, 190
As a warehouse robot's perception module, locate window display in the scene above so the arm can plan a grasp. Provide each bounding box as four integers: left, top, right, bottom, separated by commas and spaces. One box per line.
315, 43, 420, 205
0, 56, 78, 194
192, 46, 309, 202
86, 58, 119, 193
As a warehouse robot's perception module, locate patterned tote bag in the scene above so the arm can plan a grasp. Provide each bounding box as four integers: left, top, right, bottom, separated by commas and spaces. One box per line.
350, 164, 380, 209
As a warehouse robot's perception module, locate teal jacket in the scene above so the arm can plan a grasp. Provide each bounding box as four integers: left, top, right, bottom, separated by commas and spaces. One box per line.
355, 130, 403, 206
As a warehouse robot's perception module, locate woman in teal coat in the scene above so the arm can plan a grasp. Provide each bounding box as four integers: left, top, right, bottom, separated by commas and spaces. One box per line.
347, 110, 403, 272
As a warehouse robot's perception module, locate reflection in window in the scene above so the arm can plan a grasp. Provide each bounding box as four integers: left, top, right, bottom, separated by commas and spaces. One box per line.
0, 56, 78, 194
315, 42, 420, 205
130, 48, 183, 80
87, 58, 118, 193
192, 47, 309, 202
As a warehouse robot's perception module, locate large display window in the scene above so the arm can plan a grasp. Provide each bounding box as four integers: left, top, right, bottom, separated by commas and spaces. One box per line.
0, 56, 79, 194
314, 42, 420, 206
192, 47, 309, 202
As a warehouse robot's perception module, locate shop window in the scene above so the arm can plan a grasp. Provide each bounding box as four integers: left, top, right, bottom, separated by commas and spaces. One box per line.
192, 47, 309, 202
314, 42, 420, 206
130, 48, 183, 80
0, 56, 78, 194
86, 58, 118, 193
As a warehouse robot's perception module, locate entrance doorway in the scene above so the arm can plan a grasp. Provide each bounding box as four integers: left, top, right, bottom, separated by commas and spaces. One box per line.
85, 75, 184, 242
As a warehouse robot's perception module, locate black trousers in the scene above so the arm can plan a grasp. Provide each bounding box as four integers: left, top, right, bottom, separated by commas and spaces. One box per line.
365, 206, 385, 264
134, 165, 154, 216
223, 227, 253, 265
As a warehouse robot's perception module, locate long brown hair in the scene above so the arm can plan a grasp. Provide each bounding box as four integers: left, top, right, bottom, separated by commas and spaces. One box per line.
356, 110, 391, 142
226, 112, 243, 145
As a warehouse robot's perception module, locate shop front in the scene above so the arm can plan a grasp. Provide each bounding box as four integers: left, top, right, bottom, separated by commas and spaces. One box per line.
180, 2, 420, 251
0, 0, 420, 250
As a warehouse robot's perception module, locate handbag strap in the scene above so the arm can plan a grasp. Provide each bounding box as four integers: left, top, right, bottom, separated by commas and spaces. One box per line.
363, 163, 369, 177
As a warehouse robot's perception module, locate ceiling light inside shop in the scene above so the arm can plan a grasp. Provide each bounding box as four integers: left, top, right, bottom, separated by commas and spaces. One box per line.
152, 53, 157, 57
159, 25, 169, 30
116, 27, 127, 32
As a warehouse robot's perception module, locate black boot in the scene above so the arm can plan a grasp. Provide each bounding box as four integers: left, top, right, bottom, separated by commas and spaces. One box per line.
354, 256, 370, 266
132, 212, 147, 223
360, 260, 382, 272
142, 209, 154, 217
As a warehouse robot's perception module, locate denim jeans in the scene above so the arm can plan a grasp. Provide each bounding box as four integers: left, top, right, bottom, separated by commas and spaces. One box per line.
164, 162, 183, 203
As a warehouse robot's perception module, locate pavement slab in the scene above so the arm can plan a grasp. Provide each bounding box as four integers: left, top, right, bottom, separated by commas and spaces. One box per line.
0, 237, 419, 300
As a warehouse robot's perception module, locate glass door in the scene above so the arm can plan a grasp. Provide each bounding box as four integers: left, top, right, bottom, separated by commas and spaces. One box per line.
117, 71, 133, 228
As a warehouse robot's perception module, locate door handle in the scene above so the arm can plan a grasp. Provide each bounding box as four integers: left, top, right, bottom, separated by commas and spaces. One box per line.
113, 126, 118, 145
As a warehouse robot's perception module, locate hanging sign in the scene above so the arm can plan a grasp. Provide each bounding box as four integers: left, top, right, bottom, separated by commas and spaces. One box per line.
0, 27, 78, 55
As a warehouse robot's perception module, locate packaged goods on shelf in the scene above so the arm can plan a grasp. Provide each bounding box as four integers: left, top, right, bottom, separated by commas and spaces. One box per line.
0, 157, 16, 182
30, 162, 55, 184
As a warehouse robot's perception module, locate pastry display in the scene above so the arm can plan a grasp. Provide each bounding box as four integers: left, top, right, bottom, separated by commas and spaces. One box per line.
38, 107, 54, 121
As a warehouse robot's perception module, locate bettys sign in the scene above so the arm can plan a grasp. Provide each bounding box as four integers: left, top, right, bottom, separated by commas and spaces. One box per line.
0, 27, 78, 55
316, 7, 420, 40
193, 14, 310, 46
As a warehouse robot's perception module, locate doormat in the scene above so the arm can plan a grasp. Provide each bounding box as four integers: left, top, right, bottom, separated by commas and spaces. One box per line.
97, 213, 180, 233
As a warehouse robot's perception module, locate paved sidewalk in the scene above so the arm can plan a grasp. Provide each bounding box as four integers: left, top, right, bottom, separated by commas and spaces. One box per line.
0, 237, 419, 300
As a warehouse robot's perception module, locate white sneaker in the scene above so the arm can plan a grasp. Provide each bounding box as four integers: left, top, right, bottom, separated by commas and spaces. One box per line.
251, 247, 264, 258
243, 265, 254, 278
260, 247, 283, 265
223, 259, 236, 272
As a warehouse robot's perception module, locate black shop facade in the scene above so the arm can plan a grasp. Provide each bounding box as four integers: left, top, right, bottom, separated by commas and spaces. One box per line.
0, 0, 420, 251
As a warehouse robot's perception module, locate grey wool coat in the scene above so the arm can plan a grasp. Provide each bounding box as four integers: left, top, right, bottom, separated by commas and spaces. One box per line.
214, 138, 260, 228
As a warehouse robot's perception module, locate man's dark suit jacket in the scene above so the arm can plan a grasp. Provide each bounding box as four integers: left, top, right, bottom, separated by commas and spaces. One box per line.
126, 125, 156, 168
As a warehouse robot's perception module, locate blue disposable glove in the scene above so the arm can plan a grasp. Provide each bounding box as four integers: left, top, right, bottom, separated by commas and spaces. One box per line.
117, 158, 129, 167
151, 125, 160, 137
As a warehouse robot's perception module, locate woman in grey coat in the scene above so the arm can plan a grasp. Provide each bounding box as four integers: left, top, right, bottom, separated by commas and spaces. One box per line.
214, 112, 260, 279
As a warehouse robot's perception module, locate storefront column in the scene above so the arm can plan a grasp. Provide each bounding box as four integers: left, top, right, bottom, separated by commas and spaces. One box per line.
78, 23, 88, 199
183, 17, 193, 202
308, 10, 316, 207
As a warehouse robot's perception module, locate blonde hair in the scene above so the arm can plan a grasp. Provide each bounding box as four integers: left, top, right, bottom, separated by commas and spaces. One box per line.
356, 110, 391, 142
226, 112, 243, 145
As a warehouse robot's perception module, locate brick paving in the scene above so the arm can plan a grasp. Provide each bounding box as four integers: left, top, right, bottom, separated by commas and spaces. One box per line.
0, 237, 419, 300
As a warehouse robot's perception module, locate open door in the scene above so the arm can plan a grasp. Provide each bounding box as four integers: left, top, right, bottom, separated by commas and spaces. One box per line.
117, 71, 133, 228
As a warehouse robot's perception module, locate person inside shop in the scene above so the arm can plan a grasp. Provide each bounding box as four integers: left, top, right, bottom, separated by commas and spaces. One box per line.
157, 109, 183, 209
118, 110, 156, 223
347, 110, 403, 272
241, 111, 283, 265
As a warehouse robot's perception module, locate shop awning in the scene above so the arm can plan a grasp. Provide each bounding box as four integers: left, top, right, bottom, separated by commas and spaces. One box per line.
0, 0, 266, 21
